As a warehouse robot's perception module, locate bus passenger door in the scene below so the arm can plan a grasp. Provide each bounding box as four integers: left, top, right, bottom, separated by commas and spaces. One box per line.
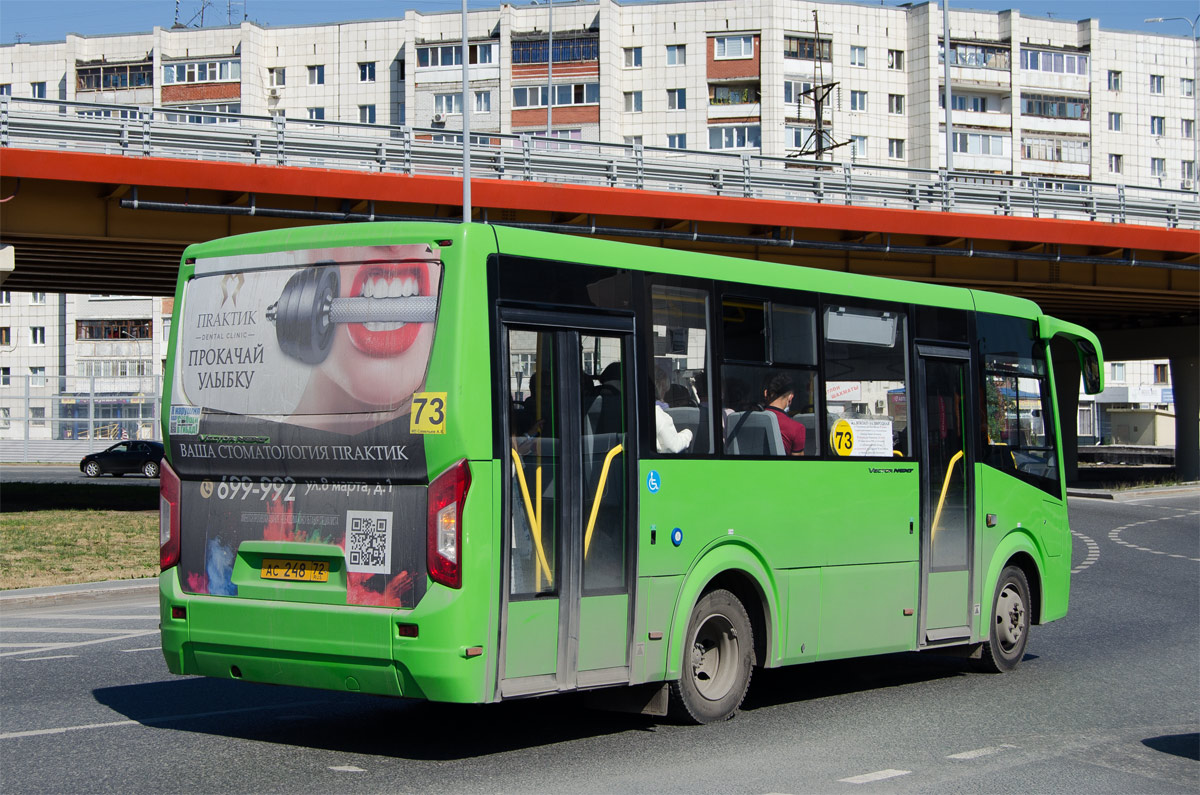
499, 313, 636, 697
916, 346, 975, 646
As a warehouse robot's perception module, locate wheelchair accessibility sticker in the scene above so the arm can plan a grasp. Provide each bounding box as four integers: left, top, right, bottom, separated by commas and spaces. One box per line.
646, 470, 661, 494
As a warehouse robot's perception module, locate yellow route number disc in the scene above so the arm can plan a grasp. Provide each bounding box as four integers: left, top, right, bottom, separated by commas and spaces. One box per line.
410, 392, 447, 434
832, 418, 855, 456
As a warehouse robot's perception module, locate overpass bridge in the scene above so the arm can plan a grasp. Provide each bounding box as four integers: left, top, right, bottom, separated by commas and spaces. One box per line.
1, 97, 1197, 474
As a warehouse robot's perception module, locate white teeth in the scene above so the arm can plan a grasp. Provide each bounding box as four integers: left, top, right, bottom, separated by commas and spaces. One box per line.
359, 274, 421, 300
364, 321, 405, 332
388, 279, 403, 298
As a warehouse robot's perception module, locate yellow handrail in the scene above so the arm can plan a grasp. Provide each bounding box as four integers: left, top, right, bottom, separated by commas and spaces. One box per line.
511, 448, 554, 587
583, 444, 624, 558
932, 449, 964, 537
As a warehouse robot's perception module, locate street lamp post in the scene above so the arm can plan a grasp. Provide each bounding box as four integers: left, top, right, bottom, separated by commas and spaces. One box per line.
1146, 15, 1200, 194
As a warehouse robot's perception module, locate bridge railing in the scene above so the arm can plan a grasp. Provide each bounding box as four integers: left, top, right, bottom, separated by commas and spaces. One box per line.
2, 96, 1196, 229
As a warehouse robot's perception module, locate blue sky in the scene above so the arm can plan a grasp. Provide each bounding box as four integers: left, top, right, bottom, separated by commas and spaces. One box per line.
1, 0, 1197, 44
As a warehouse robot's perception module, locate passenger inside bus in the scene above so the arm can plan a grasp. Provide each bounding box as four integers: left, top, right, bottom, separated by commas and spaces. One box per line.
761, 373, 806, 456
654, 368, 693, 454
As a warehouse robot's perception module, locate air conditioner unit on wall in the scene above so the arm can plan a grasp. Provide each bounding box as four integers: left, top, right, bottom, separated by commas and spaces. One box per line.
268, 87, 279, 98
432, 112, 447, 124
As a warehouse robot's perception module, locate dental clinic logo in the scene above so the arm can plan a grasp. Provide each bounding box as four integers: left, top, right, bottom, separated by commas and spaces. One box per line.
220, 273, 245, 307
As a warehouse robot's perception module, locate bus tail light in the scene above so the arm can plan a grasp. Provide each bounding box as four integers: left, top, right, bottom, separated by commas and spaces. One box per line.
159, 459, 181, 571
427, 459, 471, 589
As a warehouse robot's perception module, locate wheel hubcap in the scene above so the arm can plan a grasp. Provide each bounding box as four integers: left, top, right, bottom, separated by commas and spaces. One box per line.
994, 584, 1026, 651
690, 613, 739, 701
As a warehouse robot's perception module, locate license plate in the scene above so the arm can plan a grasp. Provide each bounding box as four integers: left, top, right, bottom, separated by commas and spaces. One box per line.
261, 558, 329, 583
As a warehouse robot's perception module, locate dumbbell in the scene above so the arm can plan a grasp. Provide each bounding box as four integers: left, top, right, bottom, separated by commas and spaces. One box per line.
266, 265, 437, 364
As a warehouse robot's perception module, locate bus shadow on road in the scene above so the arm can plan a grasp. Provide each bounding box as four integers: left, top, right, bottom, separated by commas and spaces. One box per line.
93, 678, 651, 759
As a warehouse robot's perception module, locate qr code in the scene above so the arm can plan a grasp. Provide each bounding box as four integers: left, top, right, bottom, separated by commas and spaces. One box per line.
346, 510, 393, 575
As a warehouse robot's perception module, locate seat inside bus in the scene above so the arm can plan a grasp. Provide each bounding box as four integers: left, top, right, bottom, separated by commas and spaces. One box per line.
726, 410, 784, 456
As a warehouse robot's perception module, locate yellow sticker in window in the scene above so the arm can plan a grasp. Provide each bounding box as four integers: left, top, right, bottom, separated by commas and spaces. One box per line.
832, 418, 855, 456
410, 392, 447, 434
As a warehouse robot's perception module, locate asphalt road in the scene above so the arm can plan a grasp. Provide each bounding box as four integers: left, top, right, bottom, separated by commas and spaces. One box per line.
1, 493, 1196, 794
0, 465, 157, 486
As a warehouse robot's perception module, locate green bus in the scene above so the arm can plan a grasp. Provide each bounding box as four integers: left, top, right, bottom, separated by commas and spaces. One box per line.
158, 222, 1103, 723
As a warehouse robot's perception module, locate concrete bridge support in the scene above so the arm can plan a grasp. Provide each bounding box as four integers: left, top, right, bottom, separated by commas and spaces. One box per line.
1098, 325, 1200, 482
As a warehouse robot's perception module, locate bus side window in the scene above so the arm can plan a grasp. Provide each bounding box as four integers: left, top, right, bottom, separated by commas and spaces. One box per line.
822, 303, 910, 458
650, 284, 713, 455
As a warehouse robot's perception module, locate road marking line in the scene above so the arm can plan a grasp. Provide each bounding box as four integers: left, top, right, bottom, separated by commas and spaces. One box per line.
0, 631, 159, 658
329, 766, 366, 773
839, 769, 911, 784
31, 615, 157, 621
947, 744, 1017, 760
0, 627, 150, 635
17, 655, 78, 661
0, 699, 332, 740
119, 646, 162, 653
1071, 530, 1100, 574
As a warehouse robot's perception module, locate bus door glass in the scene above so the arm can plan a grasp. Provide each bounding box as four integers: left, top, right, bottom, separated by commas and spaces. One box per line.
500, 315, 634, 695
917, 346, 974, 644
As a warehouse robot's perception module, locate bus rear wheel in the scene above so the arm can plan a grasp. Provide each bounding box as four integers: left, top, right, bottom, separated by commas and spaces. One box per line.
669, 588, 754, 724
973, 565, 1030, 673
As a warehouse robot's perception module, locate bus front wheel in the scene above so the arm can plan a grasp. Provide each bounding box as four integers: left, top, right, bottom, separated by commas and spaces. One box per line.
973, 565, 1031, 673
669, 588, 754, 723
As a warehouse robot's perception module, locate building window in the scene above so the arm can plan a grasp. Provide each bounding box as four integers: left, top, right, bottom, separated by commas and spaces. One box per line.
163, 103, 240, 125
0, 327, 9, 345
666, 45, 686, 66
75, 319, 152, 340
1021, 136, 1087, 163
888, 94, 904, 115
1108, 153, 1123, 174
787, 126, 814, 149
1150, 116, 1165, 136
1107, 70, 1121, 91
358, 62, 376, 82
1150, 74, 1164, 94
308, 65, 325, 85
1154, 364, 1169, 384
623, 47, 642, 68
30, 366, 46, 387
1108, 112, 1122, 132
435, 93, 464, 115
784, 35, 831, 62
76, 62, 153, 91
1183, 78, 1196, 98
307, 107, 325, 121
888, 138, 905, 159
714, 35, 754, 60
1183, 119, 1195, 140
624, 136, 642, 146
30, 327, 46, 345
850, 135, 867, 158
708, 124, 761, 150
511, 38, 593, 64
1020, 93, 1090, 120
850, 46, 867, 67
667, 88, 686, 110
0, 84, 10, 95
888, 49, 904, 70
958, 132, 1007, 156
31, 292, 46, 304
1150, 158, 1166, 177
784, 80, 813, 105
850, 90, 867, 112
0, 367, 8, 387
474, 91, 491, 113
162, 59, 240, 84
30, 406, 46, 426
624, 91, 643, 112
0, 291, 9, 304
667, 133, 687, 149
358, 104, 376, 124
268, 67, 285, 87
31, 81, 47, 98
711, 85, 757, 105
1184, 160, 1196, 182
511, 85, 548, 108
553, 83, 600, 106
1110, 362, 1125, 381
1020, 49, 1087, 74
944, 43, 1010, 69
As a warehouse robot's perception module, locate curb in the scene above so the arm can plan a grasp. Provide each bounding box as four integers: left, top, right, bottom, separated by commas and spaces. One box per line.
0, 577, 158, 608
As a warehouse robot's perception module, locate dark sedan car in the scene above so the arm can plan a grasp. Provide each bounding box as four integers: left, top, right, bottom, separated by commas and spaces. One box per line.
80, 441, 165, 478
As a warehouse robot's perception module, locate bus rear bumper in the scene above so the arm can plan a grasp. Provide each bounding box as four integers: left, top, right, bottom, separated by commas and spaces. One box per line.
158, 571, 488, 703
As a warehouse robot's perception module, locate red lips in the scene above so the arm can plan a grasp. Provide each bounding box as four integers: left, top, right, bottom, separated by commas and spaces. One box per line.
346, 261, 430, 357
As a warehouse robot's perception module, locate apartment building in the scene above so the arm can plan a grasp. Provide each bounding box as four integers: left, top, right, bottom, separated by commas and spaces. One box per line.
0, 0, 1195, 187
